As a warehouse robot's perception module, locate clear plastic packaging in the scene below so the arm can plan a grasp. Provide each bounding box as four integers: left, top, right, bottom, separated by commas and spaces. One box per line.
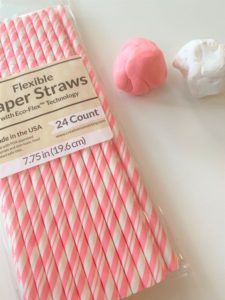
0, 1, 188, 299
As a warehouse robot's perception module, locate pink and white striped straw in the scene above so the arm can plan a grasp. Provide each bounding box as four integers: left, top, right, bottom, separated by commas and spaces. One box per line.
6, 18, 67, 299
0, 178, 38, 299
57, 4, 178, 273
91, 144, 155, 287
81, 147, 153, 289
30, 11, 116, 299
9, 174, 52, 299
0, 5, 179, 300
1, 22, 53, 299
60, 154, 120, 299
48, 9, 140, 298
13, 10, 117, 298
0, 25, 40, 300
56, 5, 169, 283
39, 9, 120, 298
49, 6, 163, 288
107, 120, 178, 271
23, 13, 91, 299
71, 152, 131, 298
102, 140, 168, 282
38, 161, 90, 299
13, 16, 77, 299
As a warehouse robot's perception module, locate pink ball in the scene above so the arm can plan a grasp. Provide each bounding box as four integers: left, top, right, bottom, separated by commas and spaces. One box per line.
113, 38, 167, 96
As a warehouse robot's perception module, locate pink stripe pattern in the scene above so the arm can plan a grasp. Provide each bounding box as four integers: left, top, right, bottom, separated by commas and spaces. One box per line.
0, 5, 179, 300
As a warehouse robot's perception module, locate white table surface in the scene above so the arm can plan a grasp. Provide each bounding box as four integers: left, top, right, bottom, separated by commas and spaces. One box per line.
0, 0, 225, 299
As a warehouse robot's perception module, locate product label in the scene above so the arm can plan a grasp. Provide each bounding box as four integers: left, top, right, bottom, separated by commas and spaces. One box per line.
0, 56, 113, 179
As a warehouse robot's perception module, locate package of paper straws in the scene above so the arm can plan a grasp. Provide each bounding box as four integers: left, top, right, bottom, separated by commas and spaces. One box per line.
0, 1, 185, 299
